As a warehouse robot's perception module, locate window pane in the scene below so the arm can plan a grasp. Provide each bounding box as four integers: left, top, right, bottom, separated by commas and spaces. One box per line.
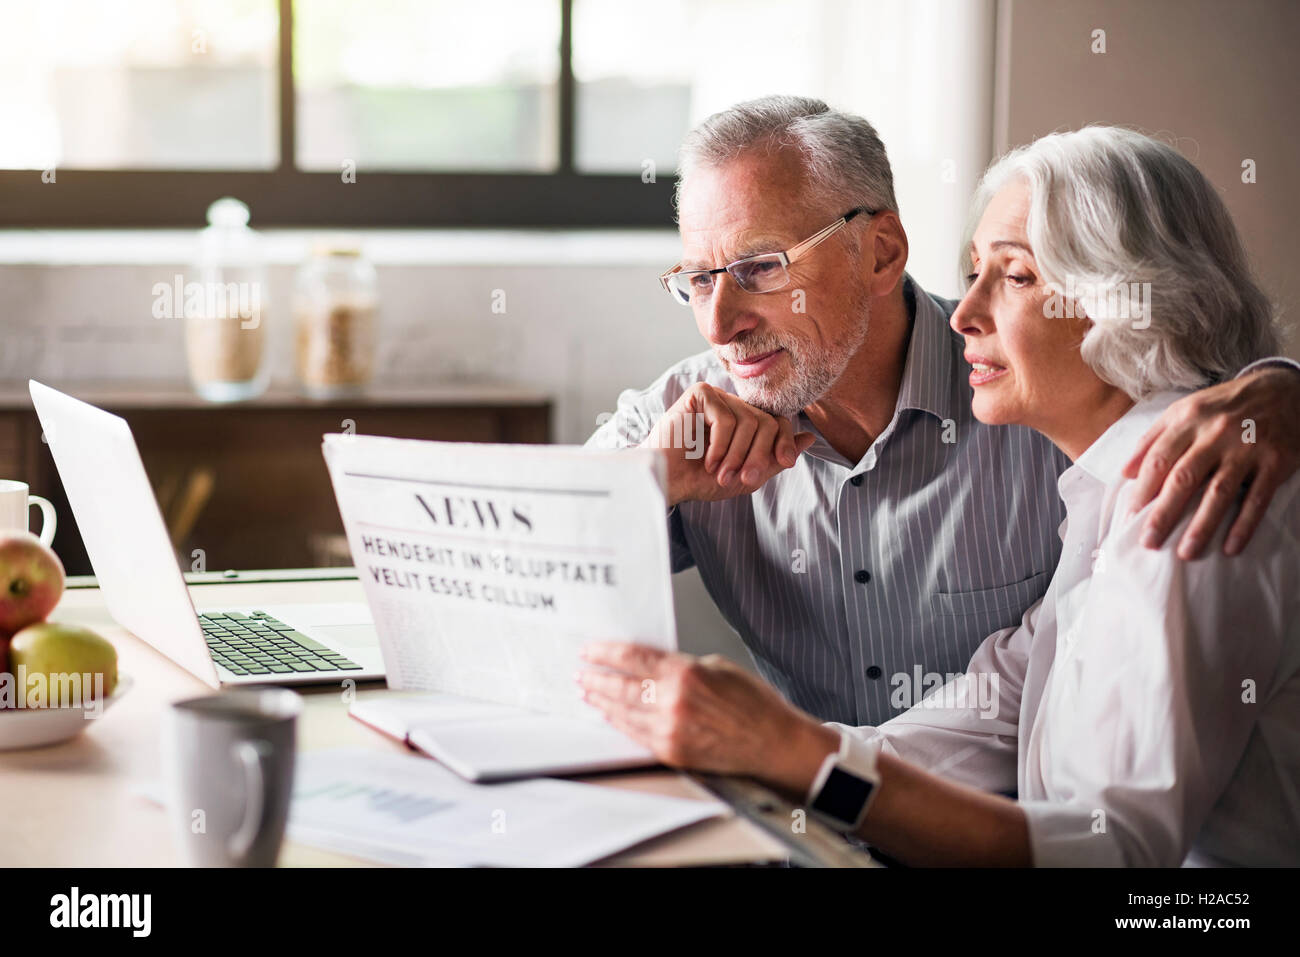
295, 0, 560, 172
578, 0, 881, 174
573, 0, 964, 174
572, 0, 692, 175
0, 0, 278, 170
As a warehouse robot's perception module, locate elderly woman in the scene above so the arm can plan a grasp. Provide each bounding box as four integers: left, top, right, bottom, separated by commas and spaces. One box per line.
578, 126, 1299, 867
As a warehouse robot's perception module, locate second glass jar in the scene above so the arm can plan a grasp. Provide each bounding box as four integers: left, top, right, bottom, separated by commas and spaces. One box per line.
294, 243, 379, 398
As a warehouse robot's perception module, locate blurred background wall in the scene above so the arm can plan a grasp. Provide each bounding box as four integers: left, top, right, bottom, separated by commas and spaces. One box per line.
996, 0, 1298, 358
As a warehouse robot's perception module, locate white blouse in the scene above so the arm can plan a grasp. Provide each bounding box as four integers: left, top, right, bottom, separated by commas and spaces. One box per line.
836, 391, 1300, 865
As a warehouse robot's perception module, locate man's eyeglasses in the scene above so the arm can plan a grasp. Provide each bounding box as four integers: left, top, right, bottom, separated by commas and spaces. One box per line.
659, 207, 874, 306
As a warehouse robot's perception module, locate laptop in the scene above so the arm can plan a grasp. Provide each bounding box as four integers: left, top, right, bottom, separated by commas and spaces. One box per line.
28, 380, 385, 687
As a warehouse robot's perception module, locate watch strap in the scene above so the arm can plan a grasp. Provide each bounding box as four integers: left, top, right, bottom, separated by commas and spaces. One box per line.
807, 727, 881, 830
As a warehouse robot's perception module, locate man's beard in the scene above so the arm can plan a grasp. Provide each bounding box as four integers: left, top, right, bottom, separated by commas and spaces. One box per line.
715, 293, 871, 418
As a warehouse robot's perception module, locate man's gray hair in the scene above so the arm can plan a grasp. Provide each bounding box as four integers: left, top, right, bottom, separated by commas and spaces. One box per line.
962, 125, 1278, 398
674, 95, 899, 226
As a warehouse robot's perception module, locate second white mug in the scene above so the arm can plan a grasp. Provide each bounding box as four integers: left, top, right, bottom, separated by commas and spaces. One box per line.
0, 479, 57, 547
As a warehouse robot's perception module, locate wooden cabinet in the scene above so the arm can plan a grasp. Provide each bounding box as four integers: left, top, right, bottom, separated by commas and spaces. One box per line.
0, 383, 552, 575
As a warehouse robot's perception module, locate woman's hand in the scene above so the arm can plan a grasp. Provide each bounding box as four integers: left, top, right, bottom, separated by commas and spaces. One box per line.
576, 642, 837, 797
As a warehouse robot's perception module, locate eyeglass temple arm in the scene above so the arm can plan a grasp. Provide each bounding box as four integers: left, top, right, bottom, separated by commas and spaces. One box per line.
661, 207, 874, 287
787, 207, 873, 262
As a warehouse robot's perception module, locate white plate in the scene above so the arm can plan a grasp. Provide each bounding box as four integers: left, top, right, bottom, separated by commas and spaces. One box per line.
0, 674, 133, 750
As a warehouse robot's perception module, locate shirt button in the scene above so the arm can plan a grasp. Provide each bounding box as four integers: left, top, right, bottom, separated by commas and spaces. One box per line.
866, 665, 883, 680
854, 569, 871, 584
849, 474, 864, 486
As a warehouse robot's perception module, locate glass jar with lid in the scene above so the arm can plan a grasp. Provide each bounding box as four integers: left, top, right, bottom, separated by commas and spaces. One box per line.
185, 197, 269, 402
294, 243, 379, 398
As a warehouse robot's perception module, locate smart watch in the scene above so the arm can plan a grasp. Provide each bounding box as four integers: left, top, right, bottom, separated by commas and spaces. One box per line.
807, 727, 882, 831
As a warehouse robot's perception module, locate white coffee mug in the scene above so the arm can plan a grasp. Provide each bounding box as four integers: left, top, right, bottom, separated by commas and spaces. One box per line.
0, 480, 56, 546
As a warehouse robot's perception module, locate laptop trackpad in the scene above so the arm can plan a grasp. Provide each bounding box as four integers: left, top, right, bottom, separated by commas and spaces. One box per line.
311, 624, 379, 649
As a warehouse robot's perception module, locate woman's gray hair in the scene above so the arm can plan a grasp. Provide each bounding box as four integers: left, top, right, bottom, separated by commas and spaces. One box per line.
961, 125, 1278, 398
674, 95, 899, 230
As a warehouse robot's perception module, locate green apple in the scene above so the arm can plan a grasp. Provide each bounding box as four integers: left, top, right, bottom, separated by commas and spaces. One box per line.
7, 622, 118, 708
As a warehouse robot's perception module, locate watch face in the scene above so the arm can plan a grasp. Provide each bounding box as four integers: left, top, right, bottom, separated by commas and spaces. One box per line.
812, 767, 874, 827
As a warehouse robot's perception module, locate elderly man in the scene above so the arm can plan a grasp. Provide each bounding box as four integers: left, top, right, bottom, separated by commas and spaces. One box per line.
584, 95, 1300, 728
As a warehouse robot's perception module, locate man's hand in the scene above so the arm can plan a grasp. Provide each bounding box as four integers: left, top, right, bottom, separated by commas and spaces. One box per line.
576, 643, 837, 797
1123, 366, 1300, 558
642, 382, 816, 507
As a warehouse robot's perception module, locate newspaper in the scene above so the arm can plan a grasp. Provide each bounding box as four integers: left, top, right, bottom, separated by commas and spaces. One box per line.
322, 435, 676, 718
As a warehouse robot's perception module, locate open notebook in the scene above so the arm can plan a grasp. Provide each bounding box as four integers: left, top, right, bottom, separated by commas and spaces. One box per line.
350, 691, 657, 782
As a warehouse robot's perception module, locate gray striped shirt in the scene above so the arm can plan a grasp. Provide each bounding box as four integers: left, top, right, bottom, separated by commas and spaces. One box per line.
587, 276, 1070, 726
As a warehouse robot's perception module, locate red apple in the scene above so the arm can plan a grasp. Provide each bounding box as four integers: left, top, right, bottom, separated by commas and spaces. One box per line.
0, 531, 66, 641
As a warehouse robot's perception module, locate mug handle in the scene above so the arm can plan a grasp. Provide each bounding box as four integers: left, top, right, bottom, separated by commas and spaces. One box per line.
28, 495, 56, 547
229, 740, 273, 861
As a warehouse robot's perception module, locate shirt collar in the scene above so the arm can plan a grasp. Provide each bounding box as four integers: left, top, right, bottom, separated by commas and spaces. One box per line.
1069, 390, 1191, 487
794, 274, 961, 468
894, 273, 961, 424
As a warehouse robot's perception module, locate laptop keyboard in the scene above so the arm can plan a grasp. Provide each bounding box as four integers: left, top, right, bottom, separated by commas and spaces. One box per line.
199, 610, 364, 677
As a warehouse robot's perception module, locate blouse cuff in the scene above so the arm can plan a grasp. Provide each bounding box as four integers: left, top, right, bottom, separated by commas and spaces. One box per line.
1021, 801, 1126, 867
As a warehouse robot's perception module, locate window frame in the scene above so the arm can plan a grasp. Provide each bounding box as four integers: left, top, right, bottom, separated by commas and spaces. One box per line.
0, 0, 678, 228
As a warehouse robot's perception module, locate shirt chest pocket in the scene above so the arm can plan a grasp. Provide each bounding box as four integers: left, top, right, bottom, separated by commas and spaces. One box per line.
930, 571, 1050, 620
